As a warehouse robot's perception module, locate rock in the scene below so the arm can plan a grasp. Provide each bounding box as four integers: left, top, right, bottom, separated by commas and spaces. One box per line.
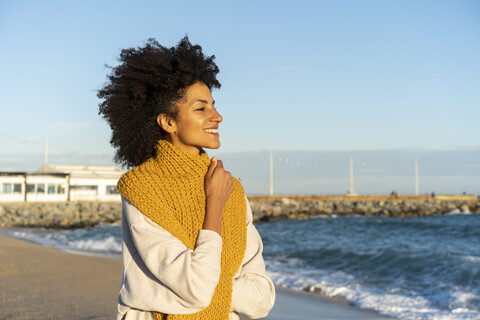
1, 197, 477, 228
446, 202, 457, 211
102, 211, 121, 223
353, 202, 368, 214
272, 206, 283, 216
251, 210, 264, 222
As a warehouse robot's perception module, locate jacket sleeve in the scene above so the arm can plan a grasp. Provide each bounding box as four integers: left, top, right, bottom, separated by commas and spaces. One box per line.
230, 196, 276, 319
118, 197, 223, 316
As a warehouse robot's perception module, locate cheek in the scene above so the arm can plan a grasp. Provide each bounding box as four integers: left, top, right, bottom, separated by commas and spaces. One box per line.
180, 117, 203, 137
190, 117, 205, 129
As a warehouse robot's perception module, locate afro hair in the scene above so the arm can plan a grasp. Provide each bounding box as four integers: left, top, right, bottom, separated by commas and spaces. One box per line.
98, 36, 221, 168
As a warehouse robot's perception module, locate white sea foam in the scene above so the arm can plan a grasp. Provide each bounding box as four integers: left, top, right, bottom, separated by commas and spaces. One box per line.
446, 209, 462, 215
9, 226, 122, 256
52, 234, 121, 253
446, 209, 471, 215
463, 255, 480, 263
265, 257, 480, 320
12, 230, 60, 248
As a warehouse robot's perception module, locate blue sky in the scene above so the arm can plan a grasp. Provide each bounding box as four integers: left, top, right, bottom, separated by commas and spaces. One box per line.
0, 0, 479, 193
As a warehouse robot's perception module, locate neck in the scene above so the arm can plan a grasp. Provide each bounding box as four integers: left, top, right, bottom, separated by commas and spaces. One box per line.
166, 136, 201, 155
152, 140, 210, 177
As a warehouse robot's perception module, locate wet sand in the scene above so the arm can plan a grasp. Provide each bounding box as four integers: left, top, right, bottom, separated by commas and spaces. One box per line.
0, 236, 392, 320
0, 236, 121, 320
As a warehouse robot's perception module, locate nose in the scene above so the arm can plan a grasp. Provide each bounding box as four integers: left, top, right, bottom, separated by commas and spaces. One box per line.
210, 108, 223, 123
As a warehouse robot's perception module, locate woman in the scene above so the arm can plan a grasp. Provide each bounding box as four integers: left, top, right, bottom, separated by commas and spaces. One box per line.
98, 37, 275, 320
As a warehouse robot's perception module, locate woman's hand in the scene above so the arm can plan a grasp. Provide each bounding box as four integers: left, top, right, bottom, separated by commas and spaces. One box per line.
203, 157, 234, 234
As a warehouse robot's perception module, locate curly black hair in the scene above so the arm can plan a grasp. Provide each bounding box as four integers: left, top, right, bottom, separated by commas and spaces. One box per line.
98, 36, 221, 168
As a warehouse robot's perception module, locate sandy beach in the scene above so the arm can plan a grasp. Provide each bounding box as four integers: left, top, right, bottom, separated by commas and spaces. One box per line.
0, 236, 121, 320
0, 236, 392, 320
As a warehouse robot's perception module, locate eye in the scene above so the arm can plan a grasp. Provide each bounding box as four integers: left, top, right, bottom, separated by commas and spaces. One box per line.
195, 107, 205, 111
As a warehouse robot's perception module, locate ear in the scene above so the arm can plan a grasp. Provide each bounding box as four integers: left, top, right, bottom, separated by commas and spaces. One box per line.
157, 114, 177, 134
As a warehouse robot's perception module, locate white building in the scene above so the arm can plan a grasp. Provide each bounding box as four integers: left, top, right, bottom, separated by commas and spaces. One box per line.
0, 172, 27, 202
0, 164, 124, 202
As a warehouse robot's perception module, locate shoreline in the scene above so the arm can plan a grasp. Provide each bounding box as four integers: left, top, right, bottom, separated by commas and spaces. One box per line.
0, 236, 121, 320
0, 236, 394, 320
268, 287, 394, 320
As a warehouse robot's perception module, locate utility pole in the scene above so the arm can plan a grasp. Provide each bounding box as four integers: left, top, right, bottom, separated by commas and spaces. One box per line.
415, 158, 419, 196
269, 151, 274, 196
349, 154, 354, 195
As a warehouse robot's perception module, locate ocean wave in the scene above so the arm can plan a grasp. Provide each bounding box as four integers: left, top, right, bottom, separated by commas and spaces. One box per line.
4, 214, 480, 320
463, 255, 480, 263
446, 209, 472, 215
265, 256, 480, 320
8, 224, 122, 256
53, 234, 121, 253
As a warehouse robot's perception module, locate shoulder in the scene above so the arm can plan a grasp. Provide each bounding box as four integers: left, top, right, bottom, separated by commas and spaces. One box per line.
244, 195, 254, 225
232, 177, 246, 196
118, 158, 155, 191
121, 196, 151, 226
117, 158, 167, 206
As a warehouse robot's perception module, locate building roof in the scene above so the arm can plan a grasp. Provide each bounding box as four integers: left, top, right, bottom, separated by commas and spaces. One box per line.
34, 164, 124, 179
0, 172, 26, 176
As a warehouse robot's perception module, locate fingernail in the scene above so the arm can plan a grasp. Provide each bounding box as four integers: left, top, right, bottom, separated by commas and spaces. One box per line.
212, 156, 217, 161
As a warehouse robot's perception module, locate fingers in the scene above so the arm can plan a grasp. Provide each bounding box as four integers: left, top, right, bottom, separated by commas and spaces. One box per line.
216, 159, 224, 170
206, 156, 218, 177
207, 157, 225, 177
205, 157, 235, 201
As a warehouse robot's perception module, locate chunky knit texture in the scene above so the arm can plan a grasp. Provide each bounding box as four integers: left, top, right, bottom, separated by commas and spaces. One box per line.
117, 140, 247, 320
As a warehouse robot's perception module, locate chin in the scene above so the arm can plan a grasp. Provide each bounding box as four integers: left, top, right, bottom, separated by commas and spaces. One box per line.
204, 142, 221, 150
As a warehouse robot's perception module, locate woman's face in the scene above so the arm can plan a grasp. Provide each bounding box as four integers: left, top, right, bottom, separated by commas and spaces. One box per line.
159, 82, 223, 155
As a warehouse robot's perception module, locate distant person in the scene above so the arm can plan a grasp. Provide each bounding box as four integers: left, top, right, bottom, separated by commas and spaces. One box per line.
98, 37, 275, 319
431, 191, 435, 198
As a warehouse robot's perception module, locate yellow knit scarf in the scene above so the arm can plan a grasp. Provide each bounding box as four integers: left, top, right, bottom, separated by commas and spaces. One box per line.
117, 140, 247, 320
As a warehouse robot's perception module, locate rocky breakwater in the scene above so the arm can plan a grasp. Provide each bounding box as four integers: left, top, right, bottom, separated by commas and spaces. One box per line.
1, 195, 479, 228
0, 201, 122, 228
248, 195, 480, 222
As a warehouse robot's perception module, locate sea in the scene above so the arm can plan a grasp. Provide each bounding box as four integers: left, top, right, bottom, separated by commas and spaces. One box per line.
2, 210, 479, 320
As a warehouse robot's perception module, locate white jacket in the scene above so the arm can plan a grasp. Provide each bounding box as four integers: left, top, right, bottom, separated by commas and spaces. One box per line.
117, 195, 275, 320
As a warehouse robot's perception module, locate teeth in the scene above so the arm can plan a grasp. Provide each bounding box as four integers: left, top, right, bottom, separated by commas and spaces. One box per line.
204, 129, 218, 133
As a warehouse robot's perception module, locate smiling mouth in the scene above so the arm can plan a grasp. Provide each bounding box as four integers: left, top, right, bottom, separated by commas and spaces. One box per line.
204, 128, 218, 134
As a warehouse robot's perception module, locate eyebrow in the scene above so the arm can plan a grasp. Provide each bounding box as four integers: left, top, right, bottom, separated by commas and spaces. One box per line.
194, 99, 215, 105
